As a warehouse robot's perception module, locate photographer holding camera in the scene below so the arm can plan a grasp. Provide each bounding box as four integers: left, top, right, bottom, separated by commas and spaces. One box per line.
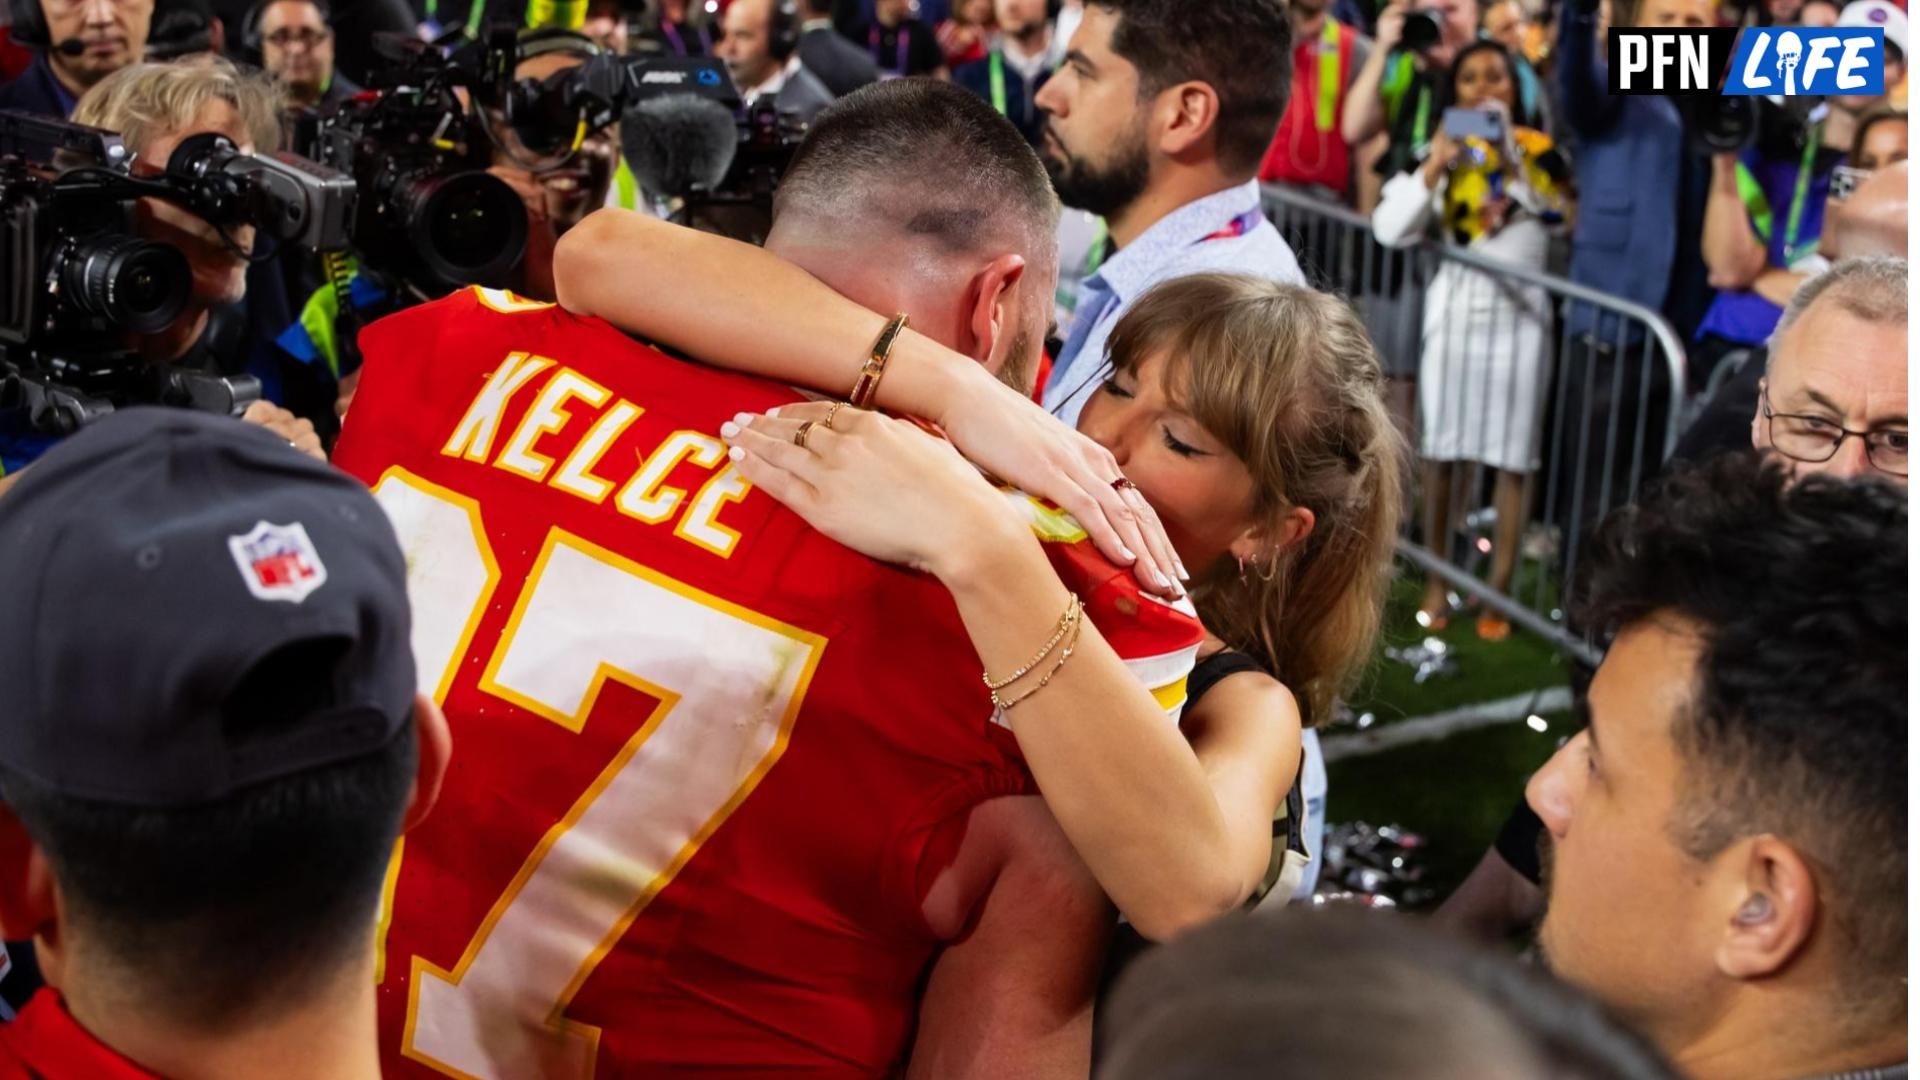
1340, 0, 1477, 181
0, 59, 322, 485
0, 0, 152, 118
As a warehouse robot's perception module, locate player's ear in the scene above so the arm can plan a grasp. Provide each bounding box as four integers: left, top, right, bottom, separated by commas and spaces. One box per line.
967, 253, 1028, 370
403, 694, 452, 833
0, 808, 59, 954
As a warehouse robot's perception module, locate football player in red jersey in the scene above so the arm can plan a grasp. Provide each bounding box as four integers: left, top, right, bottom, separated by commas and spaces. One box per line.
557, 113, 1407, 946
335, 80, 1201, 1078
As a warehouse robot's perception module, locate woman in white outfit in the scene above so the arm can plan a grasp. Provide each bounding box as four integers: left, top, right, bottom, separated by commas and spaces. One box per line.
1371, 39, 1567, 640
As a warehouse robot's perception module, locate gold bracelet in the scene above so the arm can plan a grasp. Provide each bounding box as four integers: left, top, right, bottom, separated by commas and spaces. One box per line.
991, 602, 1084, 712
982, 596, 1082, 692
850, 313, 909, 410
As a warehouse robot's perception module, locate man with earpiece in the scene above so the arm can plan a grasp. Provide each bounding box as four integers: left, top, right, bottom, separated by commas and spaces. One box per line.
717, 0, 832, 123
244, 0, 359, 111
0, 0, 152, 118
1524, 450, 1907, 1080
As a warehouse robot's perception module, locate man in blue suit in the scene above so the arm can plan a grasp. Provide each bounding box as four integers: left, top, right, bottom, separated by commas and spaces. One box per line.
1551, 0, 1716, 565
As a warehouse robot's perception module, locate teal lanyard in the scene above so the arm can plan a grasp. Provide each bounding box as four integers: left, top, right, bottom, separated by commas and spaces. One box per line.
1085, 218, 1108, 276
1735, 123, 1822, 268
989, 49, 1007, 115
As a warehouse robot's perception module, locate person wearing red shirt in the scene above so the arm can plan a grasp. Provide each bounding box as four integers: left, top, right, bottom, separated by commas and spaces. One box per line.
1259, 0, 1372, 201
0, 409, 451, 1080
340, 80, 1200, 1078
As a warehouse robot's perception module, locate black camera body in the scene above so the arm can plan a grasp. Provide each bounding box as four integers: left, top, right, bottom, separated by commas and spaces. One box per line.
294, 28, 744, 297
0, 111, 354, 435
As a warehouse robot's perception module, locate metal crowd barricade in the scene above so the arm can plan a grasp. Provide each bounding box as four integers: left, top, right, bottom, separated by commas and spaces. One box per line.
1260, 184, 1691, 667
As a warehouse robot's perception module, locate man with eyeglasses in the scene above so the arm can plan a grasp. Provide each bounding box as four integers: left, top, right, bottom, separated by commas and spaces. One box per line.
1751, 256, 1907, 484
252, 0, 356, 110
1432, 252, 1906, 949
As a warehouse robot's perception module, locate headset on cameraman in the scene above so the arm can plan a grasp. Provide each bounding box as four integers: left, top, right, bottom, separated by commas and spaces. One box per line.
236, 0, 333, 66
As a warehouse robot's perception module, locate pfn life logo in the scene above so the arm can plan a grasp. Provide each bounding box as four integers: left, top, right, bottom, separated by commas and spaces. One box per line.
1608, 27, 1885, 96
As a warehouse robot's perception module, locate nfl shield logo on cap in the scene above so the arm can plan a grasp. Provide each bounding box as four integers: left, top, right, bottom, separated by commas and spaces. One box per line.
228, 520, 330, 603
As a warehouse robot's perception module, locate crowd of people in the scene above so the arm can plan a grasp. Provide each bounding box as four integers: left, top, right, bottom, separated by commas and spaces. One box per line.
0, 0, 1907, 1077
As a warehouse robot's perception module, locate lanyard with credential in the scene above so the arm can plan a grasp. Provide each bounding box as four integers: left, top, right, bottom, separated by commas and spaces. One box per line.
1411, 83, 1433, 152
1314, 17, 1342, 132
989, 49, 1008, 114
1736, 125, 1823, 267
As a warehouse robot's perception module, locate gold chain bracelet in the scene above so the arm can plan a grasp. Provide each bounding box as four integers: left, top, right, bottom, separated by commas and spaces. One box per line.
982, 595, 1082, 692
991, 602, 1084, 712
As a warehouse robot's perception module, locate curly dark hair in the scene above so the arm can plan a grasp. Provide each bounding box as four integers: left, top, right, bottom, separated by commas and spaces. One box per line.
1092, 0, 1294, 175
1572, 453, 1907, 1021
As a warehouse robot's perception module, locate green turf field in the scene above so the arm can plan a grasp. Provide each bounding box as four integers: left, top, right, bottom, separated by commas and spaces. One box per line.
1322, 561, 1579, 905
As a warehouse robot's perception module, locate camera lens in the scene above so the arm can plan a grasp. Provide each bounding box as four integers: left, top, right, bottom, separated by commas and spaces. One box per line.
1402, 9, 1443, 52
397, 170, 528, 287
57, 234, 191, 334
1685, 95, 1756, 155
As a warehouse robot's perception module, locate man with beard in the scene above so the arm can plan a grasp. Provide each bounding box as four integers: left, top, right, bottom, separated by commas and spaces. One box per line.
1034, 0, 1303, 426
1526, 453, 1906, 1080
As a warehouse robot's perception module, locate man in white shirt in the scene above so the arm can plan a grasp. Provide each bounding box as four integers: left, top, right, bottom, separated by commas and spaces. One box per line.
1037, 0, 1305, 426
719, 0, 834, 123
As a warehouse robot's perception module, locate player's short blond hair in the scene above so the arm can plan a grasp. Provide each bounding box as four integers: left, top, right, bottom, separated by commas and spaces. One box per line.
73, 58, 282, 160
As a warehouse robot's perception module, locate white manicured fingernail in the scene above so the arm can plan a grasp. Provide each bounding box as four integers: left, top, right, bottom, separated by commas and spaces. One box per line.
1120, 546, 1136, 563
765, 406, 781, 418
721, 421, 741, 439
732, 412, 753, 426
1152, 569, 1171, 590
728, 446, 745, 461
1176, 561, 1191, 581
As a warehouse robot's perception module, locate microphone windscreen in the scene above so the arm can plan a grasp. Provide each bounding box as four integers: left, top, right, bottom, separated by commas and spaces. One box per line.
621, 95, 737, 201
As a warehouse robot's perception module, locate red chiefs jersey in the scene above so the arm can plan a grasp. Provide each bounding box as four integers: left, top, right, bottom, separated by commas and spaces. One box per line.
0, 991, 161, 1080
333, 288, 1202, 1079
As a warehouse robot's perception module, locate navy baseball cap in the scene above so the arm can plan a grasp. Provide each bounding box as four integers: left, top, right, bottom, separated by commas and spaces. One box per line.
0, 408, 417, 808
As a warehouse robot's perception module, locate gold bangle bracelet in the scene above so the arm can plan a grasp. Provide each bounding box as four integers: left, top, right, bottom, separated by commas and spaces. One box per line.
850, 313, 910, 410
982, 596, 1082, 692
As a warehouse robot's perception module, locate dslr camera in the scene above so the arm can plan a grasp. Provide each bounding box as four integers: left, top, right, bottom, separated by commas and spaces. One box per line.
0, 111, 354, 435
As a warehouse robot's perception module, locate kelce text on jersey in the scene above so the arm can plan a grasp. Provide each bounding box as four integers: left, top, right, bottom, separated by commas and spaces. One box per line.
439, 351, 751, 559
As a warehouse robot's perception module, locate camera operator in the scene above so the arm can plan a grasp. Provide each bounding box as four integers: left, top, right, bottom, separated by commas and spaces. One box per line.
718, 0, 833, 122
474, 28, 616, 299
0, 60, 322, 482
1696, 108, 1849, 385
0, 0, 152, 118
314, 28, 617, 419
247, 0, 359, 110
1340, 0, 1477, 181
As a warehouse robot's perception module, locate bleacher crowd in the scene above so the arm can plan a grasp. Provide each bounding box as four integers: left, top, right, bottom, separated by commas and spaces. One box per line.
0, 0, 1906, 1077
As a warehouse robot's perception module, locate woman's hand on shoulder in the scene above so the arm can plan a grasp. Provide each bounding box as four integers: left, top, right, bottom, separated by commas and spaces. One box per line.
722, 401, 1030, 581
927, 366, 1187, 598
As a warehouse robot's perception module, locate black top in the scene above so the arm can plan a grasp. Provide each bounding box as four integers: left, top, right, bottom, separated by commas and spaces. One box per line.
858, 17, 942, 77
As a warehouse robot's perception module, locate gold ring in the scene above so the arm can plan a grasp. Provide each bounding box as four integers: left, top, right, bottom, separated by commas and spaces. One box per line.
794, 420, 815, 449
823, 402, 844, 431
